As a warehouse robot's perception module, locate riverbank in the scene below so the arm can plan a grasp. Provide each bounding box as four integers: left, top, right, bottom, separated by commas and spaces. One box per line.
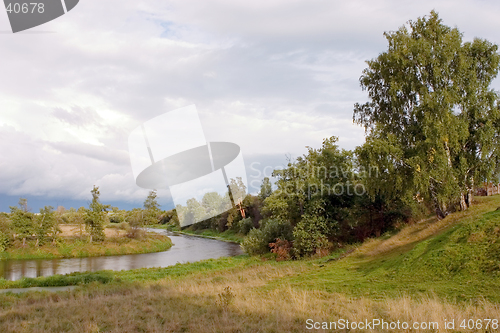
145, 225, 245, 244
0, 251, 499, 332
0, 233, 172, 260
2, 196, 500, 332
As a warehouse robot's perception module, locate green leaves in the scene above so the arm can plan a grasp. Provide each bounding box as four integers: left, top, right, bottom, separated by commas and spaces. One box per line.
354, 11, 500, 216
84, 186, 109, 242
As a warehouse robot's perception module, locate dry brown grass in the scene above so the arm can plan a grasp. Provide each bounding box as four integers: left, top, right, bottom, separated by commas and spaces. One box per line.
0, 262, 499, 332
58, 225, 126, 238
2, 196, 500, 332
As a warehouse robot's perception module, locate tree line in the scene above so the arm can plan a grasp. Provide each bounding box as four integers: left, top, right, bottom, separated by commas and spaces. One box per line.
0, 186, 164, 252
164, 11, 500, 259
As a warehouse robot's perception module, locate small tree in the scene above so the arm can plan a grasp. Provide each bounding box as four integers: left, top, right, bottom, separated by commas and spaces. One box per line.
127, 209, 145, 239
84, 186, 109, 242
258, 177, 273, 201
72, 207, 86, 238
34, 206, 59, 246
0, 214, 13, 252
10, 198, 33, 246
143, 190, 160, 225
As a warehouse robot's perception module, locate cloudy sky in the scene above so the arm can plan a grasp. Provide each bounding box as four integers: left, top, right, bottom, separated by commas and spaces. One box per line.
1, 0, 500, 212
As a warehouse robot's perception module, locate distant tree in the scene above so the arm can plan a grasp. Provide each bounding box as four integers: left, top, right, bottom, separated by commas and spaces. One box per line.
229, 177, 247, 205
143, 190, 159, 211
69, 207, 86, 238
0, 214, 13, 252
176, 198, 206, 227
84, 186, 110, 242
201, 192, 228, 220
126, 208, 146, 239
34, 206, 59, 246
258, 177, 273, 201
18, 198, 30, 212
10, 209, 32, 246
142, 190, 161, 225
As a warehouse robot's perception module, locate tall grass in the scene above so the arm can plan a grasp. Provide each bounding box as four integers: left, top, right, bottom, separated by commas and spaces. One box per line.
0, 260, 499, 332
1, 196, 500, 332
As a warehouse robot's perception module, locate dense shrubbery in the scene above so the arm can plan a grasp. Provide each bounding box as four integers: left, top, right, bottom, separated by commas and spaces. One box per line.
236, 218, 254, 235
241, 219, 293, 255
292, 214, 330, 257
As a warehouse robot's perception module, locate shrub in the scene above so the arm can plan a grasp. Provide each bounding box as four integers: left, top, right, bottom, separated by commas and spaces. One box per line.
269, 238, 292, 261
237, 217, 254, 235
0, 231, 10, 252
241, 228, 267, 255
127, 228, 145, 239
261, 219, 293, 243
216, 286, 235, 310
108, 213, 125, 224
241, 219, 293, 255
119, 222, 130, 231
292, 214, 330, 257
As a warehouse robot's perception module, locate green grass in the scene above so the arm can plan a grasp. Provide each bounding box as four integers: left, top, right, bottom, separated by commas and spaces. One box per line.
1, 197, 500, 332
3, 196, 500, 303
0, 233, 172, 260
279, 195, 500, 302
145, 224, 245, 243
181, 229, 245, 243
0, 255, 255, 289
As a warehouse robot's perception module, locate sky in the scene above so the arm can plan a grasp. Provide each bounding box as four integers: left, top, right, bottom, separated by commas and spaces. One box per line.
1, 0, 500, 212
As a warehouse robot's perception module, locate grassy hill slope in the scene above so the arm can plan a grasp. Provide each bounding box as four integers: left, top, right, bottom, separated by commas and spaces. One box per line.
285, 195, 500, 302
1, 196, 500, 332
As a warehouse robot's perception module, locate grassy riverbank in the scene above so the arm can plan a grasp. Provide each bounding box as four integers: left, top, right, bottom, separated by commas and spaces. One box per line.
0, 232, 172, 260
1, 196, 500, 332
145, 224, 245, 243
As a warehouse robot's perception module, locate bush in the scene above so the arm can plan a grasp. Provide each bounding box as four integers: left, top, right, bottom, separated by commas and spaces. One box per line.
241, 228, 267, 255
292, 214, 330, 257
0, 231, 10, 252
269, 238, 293, 261
237, 218, 254, 235
119, 222, 130, 231
241, 219, 293, 256
108, 214, 125, 224
127, 228, 145, 239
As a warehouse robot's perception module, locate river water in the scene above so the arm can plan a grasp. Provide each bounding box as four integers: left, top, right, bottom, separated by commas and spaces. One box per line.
0, 229, 243, 281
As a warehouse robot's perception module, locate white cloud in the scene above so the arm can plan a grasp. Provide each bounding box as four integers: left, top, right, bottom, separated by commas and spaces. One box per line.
0, 0, 499, 208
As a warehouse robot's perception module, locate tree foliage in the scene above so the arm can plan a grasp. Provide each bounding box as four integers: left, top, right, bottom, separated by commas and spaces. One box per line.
258, 177, 272, 201
354, 11, 500, 217
142, 190, 161, 225
34, 206, 59, 246
84, 186, 109, 242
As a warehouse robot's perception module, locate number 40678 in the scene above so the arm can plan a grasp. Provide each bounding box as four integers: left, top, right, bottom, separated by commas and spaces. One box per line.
6, 3, 45, 14
460, 319, 499, 330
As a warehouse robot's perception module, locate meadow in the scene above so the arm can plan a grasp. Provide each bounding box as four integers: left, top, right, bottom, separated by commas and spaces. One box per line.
0, 226, 172, 260
1, 196, 500, 332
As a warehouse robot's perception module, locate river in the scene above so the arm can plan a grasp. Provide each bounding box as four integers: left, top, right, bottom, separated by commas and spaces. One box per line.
0, 229, 243, 281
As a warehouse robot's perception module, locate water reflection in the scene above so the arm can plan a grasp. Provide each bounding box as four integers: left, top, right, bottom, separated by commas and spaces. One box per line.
0, 230, 243, 281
